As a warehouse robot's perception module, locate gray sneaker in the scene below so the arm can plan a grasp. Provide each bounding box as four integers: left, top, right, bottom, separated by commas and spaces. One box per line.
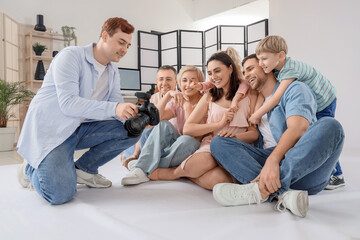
213, 182, 267, 207
17, 160, 34, 190
274, 190, 309, 217
325, 175, 345, 190
76, 169, 112, 188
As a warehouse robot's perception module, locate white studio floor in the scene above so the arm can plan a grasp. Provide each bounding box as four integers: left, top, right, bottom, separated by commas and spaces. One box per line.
1, 152, 360, 240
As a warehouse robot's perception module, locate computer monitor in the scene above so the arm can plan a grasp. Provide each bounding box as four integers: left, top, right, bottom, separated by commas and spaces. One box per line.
118, 68, 141, 91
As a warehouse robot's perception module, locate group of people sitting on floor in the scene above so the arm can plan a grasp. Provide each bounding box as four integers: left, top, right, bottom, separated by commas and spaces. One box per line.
17, 17, 345, 218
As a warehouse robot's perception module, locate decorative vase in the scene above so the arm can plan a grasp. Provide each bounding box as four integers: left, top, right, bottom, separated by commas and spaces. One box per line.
34, 60, 45, 80
34, 14, 46, 32
34, 51, 43, 56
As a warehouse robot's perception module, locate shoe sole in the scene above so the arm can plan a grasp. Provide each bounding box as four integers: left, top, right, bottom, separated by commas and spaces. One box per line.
325, 183, 345, 190
77, 177, 112, 188
121, 177, 149, 186
297, 191, 309, 218
213, 184, 229, 206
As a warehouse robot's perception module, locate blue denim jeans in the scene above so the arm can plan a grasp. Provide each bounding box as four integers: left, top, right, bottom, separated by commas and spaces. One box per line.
210, 118, 344, 200
123, 128, 153, 159
135, 120, 200, 175
316, 98, 343, 176
25, 120, 139, 205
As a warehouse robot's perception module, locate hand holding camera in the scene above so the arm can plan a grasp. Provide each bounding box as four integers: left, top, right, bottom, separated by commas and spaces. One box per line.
124, 92, 160, 138
115, 103, 138, 120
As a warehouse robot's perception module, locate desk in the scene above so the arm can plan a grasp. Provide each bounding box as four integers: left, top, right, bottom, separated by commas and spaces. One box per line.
123, 95, 138, 104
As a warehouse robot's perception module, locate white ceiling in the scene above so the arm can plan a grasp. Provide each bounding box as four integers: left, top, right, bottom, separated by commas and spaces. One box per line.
176, 0, 259, 20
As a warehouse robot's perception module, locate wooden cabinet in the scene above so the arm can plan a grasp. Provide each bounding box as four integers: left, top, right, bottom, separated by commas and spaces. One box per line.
24, 30, 77, 91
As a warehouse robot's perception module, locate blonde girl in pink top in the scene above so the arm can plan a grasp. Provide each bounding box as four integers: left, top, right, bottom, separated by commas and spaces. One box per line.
149, 52, 258, 190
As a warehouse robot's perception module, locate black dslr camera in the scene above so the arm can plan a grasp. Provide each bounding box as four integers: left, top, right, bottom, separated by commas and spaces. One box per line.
124, 92, 160, 138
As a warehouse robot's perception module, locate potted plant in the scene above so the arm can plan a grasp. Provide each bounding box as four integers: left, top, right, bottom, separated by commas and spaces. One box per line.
32, 42, 47, 56
61, 26, 76, 47
0, 79, 34, 151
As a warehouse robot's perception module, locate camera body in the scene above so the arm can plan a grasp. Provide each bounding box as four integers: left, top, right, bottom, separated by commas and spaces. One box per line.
124, 92, 160, 138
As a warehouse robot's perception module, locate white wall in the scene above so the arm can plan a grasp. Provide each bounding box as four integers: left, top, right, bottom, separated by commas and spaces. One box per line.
194, 0, 269, 30
1, 0, 194, 69
269, 0, 360, 152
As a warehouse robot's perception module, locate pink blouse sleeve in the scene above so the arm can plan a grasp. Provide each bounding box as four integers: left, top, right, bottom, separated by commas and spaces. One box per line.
200, 81, 214, 91
236, 78, 249, 95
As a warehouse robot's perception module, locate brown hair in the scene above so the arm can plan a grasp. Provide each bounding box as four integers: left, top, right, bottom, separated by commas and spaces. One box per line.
158, 65, 177, 75
242, 54, 258, 66
207, 52, 240, 102
100, 17, 134, 37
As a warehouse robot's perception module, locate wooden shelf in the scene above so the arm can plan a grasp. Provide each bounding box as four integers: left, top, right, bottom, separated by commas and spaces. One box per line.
25, 30, 76, 42
25, 55, 53, 61
24, 29, 77, 91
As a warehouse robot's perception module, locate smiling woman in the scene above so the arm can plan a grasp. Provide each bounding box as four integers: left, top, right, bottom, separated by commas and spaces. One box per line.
145, 52, 258, 190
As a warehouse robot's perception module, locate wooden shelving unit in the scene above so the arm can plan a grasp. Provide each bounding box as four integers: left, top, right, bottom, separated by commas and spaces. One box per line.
24, 30, 77, 91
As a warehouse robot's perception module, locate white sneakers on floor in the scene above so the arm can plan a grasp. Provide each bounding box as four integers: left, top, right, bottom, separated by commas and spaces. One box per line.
213, 182, 309, 217
76, 169, 112, 188
17, 160, 34, 190
213, 182, 267, 206
274, 189, 309, 217
121, 167, 149, 186
127, 160, 138, 171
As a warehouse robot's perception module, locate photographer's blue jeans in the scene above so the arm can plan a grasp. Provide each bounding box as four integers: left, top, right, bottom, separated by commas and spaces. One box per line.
25, 120, 139, 205
210, 118, 345, 201
135, 120, 200, 175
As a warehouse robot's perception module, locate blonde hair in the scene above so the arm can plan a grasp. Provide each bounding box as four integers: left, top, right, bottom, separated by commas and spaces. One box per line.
223, 47, 243, 78
177, 65, 205, 83
255, 35, 288, 55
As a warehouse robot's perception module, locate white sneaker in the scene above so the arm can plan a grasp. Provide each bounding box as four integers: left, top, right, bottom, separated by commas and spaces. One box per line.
17, 160, 34, 190
127, 160, 138, 171
121, 167, 149, 186
274, 189, 309, 217
76, 169, 112, 188
213, 182, 267, 207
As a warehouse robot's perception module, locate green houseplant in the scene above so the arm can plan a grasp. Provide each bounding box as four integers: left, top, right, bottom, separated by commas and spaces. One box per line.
32, 42, 47, 56
0, 79, 34, 151
61, 26, 76, 47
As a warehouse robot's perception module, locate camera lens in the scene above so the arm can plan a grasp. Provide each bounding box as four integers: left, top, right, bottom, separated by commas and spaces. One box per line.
124, 113, 150, 138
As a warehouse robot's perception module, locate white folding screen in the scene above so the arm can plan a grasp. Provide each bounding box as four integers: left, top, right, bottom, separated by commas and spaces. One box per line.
160, 31, 178, 69
246, 19, 268, 56
137, 19, 268, 91
138, 31, 159, 91
219, 25, 246, 60
179, 30, 203, 70
204, 26, 218, 67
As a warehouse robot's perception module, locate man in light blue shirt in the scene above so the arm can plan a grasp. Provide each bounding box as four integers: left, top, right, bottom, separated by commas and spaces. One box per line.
211, 54, 344, 217
17, 17, 140, 205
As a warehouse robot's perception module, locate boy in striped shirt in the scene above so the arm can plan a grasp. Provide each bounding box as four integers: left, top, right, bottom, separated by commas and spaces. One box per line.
249, 35, 344, 190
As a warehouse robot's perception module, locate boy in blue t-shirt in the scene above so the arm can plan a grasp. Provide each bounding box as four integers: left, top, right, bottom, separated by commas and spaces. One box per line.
249, 35, 344, 190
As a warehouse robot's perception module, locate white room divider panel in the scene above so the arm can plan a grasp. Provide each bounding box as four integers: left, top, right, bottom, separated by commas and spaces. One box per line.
160, 30, 178, 70
246, 19, 268, 56
137, 19, 268, 91
204, 26, 218, 67
138, 31, 159, 91
219, 25, 246, 60
179, 30, 203, 71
